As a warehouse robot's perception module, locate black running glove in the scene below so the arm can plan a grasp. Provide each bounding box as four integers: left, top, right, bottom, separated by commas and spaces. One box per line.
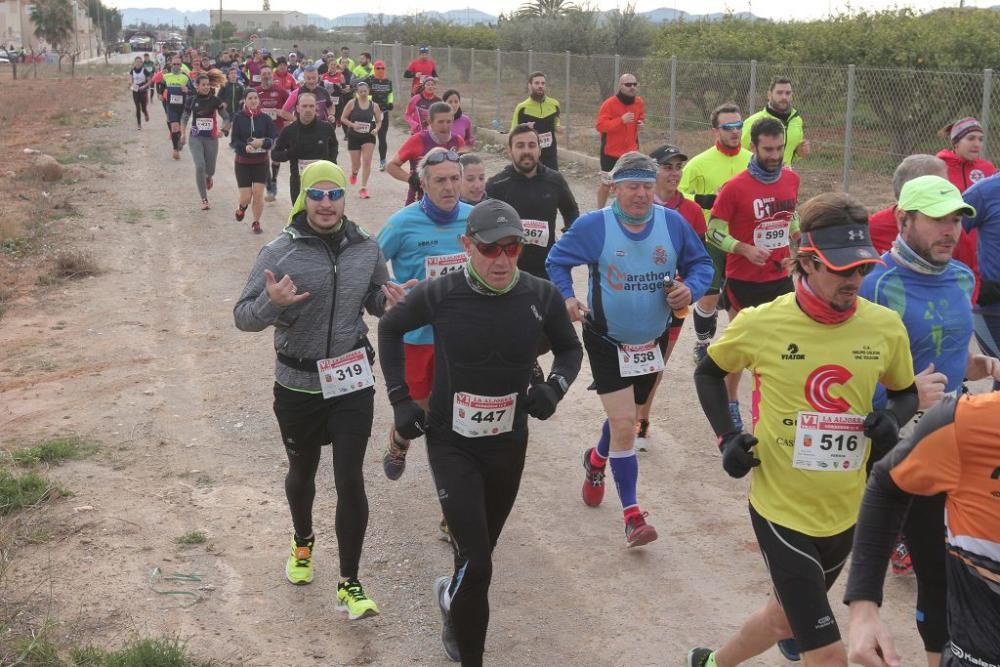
524, 380, 563, 420
389, 387, 426, 440
718, 431, 760, 478
863, 409, 900, 461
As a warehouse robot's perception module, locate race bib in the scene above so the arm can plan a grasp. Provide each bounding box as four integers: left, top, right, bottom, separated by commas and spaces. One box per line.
252, 74, 261, 83
521, 219, 550, 247
424, 253, 467, 280
169, 94, 183, 105
317, 349, 375, 399
538, 131, 553, 148
195, 117, 213, 131
355, 122, 371, 134
452, 392, 517, 438
263, 108, 278, 119
753, 219, 790, 250
618, 341, 665, 377
297, 159, 316, 174
131, 83, 140, 92
792, 411, 868, 472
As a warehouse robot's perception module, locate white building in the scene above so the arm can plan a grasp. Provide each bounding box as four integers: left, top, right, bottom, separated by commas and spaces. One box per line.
209, 9, 308, 33
0, 0, 101, 58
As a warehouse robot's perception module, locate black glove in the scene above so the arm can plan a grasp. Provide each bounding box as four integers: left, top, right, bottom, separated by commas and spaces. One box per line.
407, 171, 422, 193
391, 396, 426, 440
863, 409, 900, 460
718, 431, 760, 478
524, 381, 563, 420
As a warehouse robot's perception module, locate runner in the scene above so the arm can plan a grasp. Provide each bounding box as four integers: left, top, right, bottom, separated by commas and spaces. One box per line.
546, 152, 713, 547
633, 144, 710, 451
459, 154, 487, 206
271, 92, 340, 203
443, 89, 475, 148
386, 102, 465, 205
368, 60, 394, 171
234, 160, 412, 621
859, 175, 999, 664
245, 49, 264, 87
181, 73, 226, 210
844, 392, 1000, 667
336, 46, 355, 74
403, 46, 438, 95
218, 67, 245, 137
678, 103, 752, 364
687, 192, 918, 667
868, 155, 948, 254
351, 52, 373, 80
273, 57, 298, 92
255, 66, 291, 203
405, 77, 442, 135
962, 171, 1000, 390
283, 65, 335, 124
594, 74, 644, 208
708, 117, 800, 431
142, 52, 157, 103
129, 55, 151, 130
741, 76, 809, 167
230, 89, 279, 234
377, 148, 472, 482
377, 199, 583, 666
511, 71, 561, 170
162, 55, 193, 160
339, 80, 382, 199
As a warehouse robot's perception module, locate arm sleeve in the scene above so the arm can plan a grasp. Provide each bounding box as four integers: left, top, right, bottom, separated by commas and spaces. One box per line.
403, 65, 415, 79
706, 217, 739, 253
363, 248, 391, 317
233, 245, 288, 332
404, 96, 420, 132
672, 218, 714, 302
270, 126, 292, 163
694, 354, 739, 436
281, 89, 298, 113
557, 177, 580, 232
843, 395, 961, 605
377, 280, 435, 397
542, 283, 584, 385
510, 103, 522, 131
544, 214, 606, 298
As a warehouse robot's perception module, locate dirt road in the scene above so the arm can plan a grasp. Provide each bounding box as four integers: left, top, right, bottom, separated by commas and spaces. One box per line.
1, 86, 928, 666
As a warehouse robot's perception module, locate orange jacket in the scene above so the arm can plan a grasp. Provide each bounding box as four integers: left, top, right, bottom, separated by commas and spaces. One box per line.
595, 94, 644, 158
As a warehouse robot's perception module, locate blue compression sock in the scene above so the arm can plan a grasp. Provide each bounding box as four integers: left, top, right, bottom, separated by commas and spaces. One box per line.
596, 419, 611, 459
609, 448, 639, 510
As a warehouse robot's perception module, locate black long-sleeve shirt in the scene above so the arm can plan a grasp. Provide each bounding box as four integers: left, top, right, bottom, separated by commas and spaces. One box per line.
485, 164, 580, 278
378, 270, 583, 441
270, 118, 340, 199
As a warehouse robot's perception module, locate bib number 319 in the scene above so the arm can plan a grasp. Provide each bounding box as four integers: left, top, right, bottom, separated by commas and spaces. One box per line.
452, 392, 517, 438
317, 349, 375, 399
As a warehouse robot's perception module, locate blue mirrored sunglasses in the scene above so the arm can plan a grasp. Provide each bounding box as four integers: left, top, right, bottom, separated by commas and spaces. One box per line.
305, 187, 345, 202
719, 121, 744, 131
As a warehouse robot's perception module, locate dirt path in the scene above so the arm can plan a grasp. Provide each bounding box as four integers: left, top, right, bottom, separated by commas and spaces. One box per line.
0, 86, 929, 666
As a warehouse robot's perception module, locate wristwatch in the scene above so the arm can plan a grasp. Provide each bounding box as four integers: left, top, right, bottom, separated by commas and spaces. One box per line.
548, 373, 569, 396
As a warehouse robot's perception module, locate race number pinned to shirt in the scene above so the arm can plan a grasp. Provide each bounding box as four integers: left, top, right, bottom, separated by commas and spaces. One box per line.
252, 74, 262, 83
297, 159, 317, 174
537, 131, 553, 148
195, 117, 213, 132
618, 341, 665, 377
792, 411, 868, 472
317, 348, 375, 399
354, 122, 371, 134
263, 108, 278, 120
753, 218, 791, 250
169, 94, 184, 105
521, 220, 550, 247
424, 253, 467, 280
452, 392, 517, 438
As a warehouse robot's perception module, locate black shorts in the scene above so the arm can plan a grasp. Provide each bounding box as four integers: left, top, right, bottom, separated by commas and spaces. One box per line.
347, 133, 376, 151
272, 383, 375, 452
583, 326, 661, 405
725, 276, 794, 313
235, 161, 269, 188
749, 503, 853, 653
599, 152, 619, 174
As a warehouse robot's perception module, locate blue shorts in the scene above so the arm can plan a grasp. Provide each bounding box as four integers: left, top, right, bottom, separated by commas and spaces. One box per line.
166, 106, 184, 124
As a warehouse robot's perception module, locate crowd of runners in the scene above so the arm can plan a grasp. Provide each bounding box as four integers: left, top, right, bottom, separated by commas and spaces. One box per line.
128, 42, 1000, 667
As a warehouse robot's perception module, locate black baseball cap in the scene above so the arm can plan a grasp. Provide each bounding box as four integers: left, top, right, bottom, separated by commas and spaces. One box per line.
649, 144, 688, 164
798, 223, 884, 271
466, 200, 524, 243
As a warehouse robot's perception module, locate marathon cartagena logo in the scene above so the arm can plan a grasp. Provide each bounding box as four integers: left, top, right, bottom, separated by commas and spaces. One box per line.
804, 364, 852, 413
606, 265, 670, 292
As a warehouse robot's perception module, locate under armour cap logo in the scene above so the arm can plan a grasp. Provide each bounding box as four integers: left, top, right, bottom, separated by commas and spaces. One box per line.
848, 230, 865, 241
497, 216, 508, 223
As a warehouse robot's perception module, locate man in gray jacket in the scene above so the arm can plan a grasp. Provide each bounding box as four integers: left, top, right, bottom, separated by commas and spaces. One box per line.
234, 161, 413, 620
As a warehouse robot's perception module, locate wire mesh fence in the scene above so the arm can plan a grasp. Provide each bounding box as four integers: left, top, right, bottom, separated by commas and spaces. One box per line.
219, 38, 996, 203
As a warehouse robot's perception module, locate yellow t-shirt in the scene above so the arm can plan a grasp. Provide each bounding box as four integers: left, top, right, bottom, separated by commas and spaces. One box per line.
708, 292, 914, 537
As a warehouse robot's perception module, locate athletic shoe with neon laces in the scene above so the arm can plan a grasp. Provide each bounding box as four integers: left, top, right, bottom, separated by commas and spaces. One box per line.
636, 419, 651, 452
434, 576, 461, 662
382, 430, 410, 480
891, 541, 913, 575
687, 647, 716, 667
693, 342, 708, 365
728, 400, 744, 432
777, 638, 802, 662
581, 448, 605, 507
336, 578, 380, 620
285, 535, 314, 585
624, 511, 658, 548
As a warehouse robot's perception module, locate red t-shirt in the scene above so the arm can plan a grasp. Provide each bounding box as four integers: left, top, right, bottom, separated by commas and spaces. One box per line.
659, 191, 707, 237
405, 58, 437, 94
272, 71, 297, 92
256, 85, 289, 129
396, 132, 465, 164
869, 205, 898, 255
712, 169, 801, 283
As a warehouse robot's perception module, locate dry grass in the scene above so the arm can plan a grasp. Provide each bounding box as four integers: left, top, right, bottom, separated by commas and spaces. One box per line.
51, 251, 100, 280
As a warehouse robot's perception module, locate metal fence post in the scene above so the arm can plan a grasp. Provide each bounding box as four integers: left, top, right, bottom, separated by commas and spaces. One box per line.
495, 48, 502, 129
669, 55, 677, 143
982, 68, 994, 161
447, 45, 452, 79
528, 49, 533, 76
842, 64, 856, 193
748, 59, 757, 113
565, 51, 571, 149
393, 42, 402, 104
613, 53, 620, 86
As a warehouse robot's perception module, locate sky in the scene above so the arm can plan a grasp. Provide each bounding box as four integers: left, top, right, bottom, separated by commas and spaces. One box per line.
108, 0, 992, 21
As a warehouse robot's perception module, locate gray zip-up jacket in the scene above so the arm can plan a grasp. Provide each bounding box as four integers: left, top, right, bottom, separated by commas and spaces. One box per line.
234, 213, 390, 392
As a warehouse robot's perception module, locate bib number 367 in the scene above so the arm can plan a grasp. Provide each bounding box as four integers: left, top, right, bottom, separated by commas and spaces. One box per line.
792, 411, 868, 471
317, 349, 375, 399
452, 392, 517, 438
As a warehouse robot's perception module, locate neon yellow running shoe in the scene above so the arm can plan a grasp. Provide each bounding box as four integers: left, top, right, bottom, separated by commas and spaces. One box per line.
337, 578, 380, 620
285, 535, 314, 585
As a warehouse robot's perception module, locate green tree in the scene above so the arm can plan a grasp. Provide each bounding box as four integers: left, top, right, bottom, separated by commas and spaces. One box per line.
30, 0, 75, 71
212, 20, 236, 41
517, 0, 575, 19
